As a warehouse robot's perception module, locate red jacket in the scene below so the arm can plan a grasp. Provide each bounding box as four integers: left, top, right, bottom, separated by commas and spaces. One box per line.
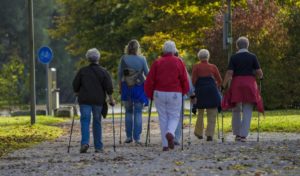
222, 76, 264, 113
144, 54, 189, 99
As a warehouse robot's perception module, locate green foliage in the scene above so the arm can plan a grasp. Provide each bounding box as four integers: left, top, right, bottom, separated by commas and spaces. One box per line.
187, 110, 300, 133
0, 116, 67, 157
0, 52, 28, 110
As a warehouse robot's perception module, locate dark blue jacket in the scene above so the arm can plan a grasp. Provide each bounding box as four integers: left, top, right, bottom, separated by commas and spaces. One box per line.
194, 77, 221, 109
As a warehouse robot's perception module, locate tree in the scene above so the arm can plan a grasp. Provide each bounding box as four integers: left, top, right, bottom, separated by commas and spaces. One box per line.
205, 0, 291, 109
0, 52, 27, 110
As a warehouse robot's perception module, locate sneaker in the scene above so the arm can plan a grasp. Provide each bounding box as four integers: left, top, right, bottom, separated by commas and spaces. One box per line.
166, 133, 174, 149
135, 141, 143, 146
124, 138, 133, 143
240, 137, 247, 142
194, 133, 203, 139
162, 147, 169, 151
95, 149, 103, 153
235, 135, 241, 142
174, 141, 180, 146
80, 144, 89, 153
207, 136, 213, 141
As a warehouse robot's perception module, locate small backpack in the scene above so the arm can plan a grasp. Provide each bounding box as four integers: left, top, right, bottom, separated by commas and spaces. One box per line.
121, 57, 142, 87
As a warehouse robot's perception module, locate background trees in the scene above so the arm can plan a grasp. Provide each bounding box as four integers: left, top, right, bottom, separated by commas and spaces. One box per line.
1, 0, 300, 109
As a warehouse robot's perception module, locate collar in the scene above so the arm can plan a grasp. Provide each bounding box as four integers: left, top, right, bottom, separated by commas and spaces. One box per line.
162, 53, 174, 57
237, 49, 249, 53
200, 60, 209, 64
89, 63, 99, 66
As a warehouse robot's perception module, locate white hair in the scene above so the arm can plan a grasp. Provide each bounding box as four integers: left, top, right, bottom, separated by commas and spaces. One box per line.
197, 49, 210, 60
162, 40, 177, 54
86, 48, 101, 63
236, 36, 249, 49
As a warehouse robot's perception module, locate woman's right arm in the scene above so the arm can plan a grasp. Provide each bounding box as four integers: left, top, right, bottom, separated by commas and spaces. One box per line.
118, 57, 123, 94
142, 56, 149, 76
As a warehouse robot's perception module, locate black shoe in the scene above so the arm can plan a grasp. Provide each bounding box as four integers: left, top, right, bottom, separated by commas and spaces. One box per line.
124, 138, 133, 143
194, 133, 203, 139
207, 136, 213, 141
235, 135, 241, 142
80, 144, 89, 153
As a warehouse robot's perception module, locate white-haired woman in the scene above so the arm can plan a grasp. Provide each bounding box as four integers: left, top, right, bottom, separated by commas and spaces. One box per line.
222, 36, 263, 142
144, 40, 189, 151
118, 39, 149, 144
191, 49, 222, 141
73, 48, 114, 153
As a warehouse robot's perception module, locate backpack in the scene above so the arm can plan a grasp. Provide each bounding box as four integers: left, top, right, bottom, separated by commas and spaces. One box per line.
121, 56, 142, 87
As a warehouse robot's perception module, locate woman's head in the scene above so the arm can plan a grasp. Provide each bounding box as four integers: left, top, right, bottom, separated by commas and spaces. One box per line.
125, 39, 141, 55
236, 36, 249, 49
197, 49, 210, 61
162, 40, 177, 55
86, 48, 100, 63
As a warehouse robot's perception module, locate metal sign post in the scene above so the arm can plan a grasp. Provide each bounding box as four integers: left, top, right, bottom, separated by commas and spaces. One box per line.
38, 46, 53, 115
28, 0, 36, 125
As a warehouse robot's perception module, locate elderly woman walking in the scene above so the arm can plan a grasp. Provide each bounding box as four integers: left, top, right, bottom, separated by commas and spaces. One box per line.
192, 49, 222, 141
222, 36, 264, 142
118, 39, 149, 144
144, 40, 189, 151
73, 48, 114, 153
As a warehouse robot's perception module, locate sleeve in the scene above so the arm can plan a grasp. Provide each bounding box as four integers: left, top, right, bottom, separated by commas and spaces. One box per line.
102, 69, 114, 95
144, 61, 157, 99
186, 73, 195, 96
213, 65, 223, 87
227, 56, 234, 71
142, 56, 149, 76
253, 55, 260, 70
191, 65, 197, 86
117, 56, 123, 82
72, 69, 81, 93
178, 60, 189, 95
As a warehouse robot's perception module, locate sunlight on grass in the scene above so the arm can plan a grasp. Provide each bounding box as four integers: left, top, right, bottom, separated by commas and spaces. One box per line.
184, 110, 300, 133
0, 116, 68, 157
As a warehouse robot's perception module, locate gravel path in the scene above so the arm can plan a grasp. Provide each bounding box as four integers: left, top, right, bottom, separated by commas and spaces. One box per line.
0, 117, 299, 176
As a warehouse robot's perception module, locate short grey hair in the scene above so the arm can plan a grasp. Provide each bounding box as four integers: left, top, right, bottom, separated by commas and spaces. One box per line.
236, 36, 249, 49
162, 40, 177, 54
86, 48, 100, 63
197, 49, 210, 60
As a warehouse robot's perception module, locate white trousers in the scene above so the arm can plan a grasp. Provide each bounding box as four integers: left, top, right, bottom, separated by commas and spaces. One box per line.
232, 103, 253, 137
154, 91, 182, 147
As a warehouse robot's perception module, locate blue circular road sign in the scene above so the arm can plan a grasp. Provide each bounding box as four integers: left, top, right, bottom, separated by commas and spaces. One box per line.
38, 46, 53, 64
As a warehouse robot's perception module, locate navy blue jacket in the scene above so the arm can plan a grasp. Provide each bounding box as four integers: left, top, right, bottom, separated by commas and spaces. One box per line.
194, 77, 221, 109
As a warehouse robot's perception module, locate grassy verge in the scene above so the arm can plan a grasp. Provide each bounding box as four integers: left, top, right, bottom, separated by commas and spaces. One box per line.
185, 109, 300, 133
0, 116, 68, 157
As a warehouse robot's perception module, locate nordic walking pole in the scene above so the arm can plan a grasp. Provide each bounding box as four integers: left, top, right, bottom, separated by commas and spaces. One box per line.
181, 96, 184, 151
67, 97, 77, 153
145, 100, 153, 146
119, 101, 123, 144
111, 103, 116, 152
188, 101, 192, 146
221, 110, 225, 143
257, 78, 262, 142
217, 111, 220, 139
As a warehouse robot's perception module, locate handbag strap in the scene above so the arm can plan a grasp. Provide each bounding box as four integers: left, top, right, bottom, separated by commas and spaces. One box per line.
89, 65, 104, 90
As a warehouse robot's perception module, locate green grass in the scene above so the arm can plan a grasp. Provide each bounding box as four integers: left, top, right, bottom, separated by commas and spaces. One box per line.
185, 109, 300, 133
0, 116, 68, 157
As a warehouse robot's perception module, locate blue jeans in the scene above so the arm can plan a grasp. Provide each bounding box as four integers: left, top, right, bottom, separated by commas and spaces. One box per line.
80, 104, 103, 150
124, 101, 143, 141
